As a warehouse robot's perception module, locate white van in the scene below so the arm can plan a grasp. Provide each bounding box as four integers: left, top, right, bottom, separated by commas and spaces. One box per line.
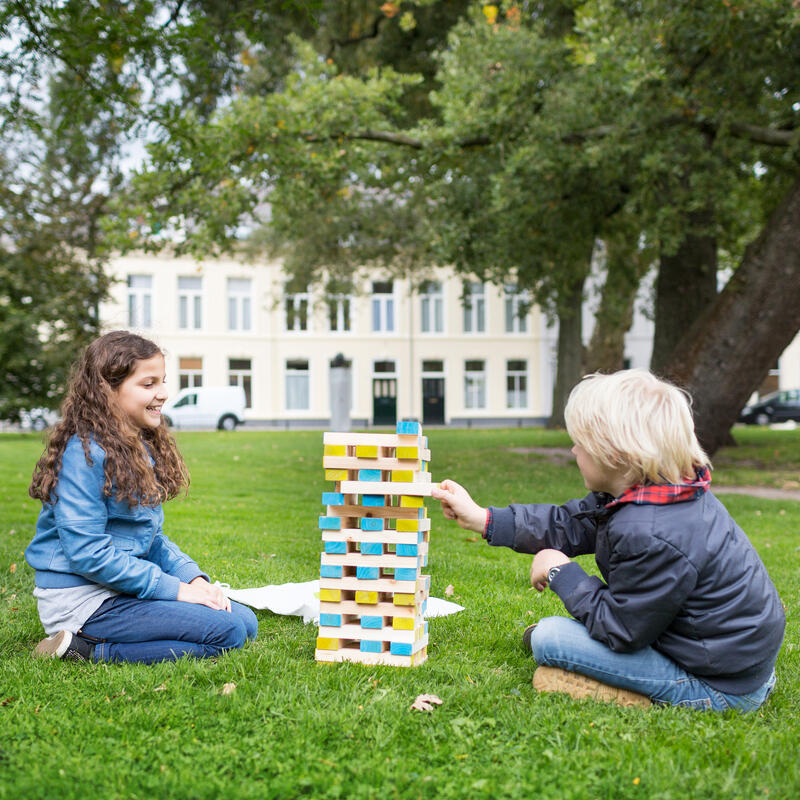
162, 386, 246, 430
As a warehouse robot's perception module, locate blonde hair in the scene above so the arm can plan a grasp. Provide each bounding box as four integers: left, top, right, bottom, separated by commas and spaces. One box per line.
564, 369, 710, 486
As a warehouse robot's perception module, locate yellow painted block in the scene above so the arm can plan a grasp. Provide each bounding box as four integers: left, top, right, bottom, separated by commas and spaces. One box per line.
319, 588, 341, 602
393, 593, 415, 606
396, 519, 420, 532
355, 590, 378, 604
391, 470, 414, 482
356, 445, 378, 458
422, 507, 428, 518
415, 624, 425, 641
400, 495, 424, 508
396, 447, 419, 460
392, 616, 414, 630
325, 469, 348, 481
323, 445, 347, 456
316, 637, 340, 651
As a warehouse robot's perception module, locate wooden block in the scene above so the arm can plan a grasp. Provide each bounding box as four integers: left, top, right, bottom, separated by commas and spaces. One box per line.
325, 468, 349, 481
396, 420, 421, 435
362, 494, 385, 507
319, 613, 342, 627
393, 593, 415, 606
396, 543, 418, 557
319, 516, 342, 530
319, 575, 419, 593
324, 541, 347, 554
339, 480, 433, 497
321, 529, 422, 546
323, 432, 410, 447
360, 517, 384, 531
321, 552, 421, 570
315, 647, 427, 667
400, 495, 425, 507
390, 641, 413, 656
391, 470, 415, 482
319, 565, 343, 578
322, 491, 344, 505
323, 453, 431, 470
323, 444, 347, 456
357, 469, 382, 481
394, 567, 418, 581
356, 566, 379, 580
392, 616, 415, 630
318, 624, 423, 645
321, 600, 416, 618
359, 542, 383, 555
356, 445, 378, 458
316, 637, 339, 650
360, 640, 384, 653
396, 518, 430, 532
395, 446, 419, 460
326, 504, 424, 519
355, 590, 378, 604
319, 588, 341, 602
359, 615, 383, 629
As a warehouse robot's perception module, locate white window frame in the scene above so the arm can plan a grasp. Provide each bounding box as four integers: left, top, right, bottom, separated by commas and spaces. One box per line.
285, 359, 311, 411
178, 276, 203, 330
328, 295, 352, 333
506, 359, 528, 410
285, 286, 310, 332
178, 357, 203, 391
228, 358, 252, 409
464, 359, 487, 410
371, 281, 395, 333
463, 282, 486, 334
420, 281, 444, 334
504, 284, 530, 334
127, 274, 152, 329
227, 278, 253, 332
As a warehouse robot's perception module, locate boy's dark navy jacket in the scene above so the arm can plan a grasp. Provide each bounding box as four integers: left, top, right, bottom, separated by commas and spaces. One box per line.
487, 483, 785, 695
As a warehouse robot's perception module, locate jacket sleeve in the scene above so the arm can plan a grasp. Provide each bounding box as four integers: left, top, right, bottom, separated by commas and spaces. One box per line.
146, 511, 208, 585
53, 441, 180, 600
485, 493, 604, 556
550, 529, 699, 652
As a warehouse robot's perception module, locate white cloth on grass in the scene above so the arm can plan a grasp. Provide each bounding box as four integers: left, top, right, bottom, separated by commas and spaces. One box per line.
218, 579, 464, 624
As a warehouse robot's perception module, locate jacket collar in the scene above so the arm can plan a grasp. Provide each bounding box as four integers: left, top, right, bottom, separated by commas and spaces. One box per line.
605, 467, 712, 510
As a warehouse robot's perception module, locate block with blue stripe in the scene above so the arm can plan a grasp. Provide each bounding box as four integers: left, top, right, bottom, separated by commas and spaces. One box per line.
324, 540, 347, 554
396, 543, 418, 557
360, 517, 383, 531
318, 516, 341, 530
360, 542, 383, 556
362, 494, 385, 507
320, 565, 343, 578
396, 420, 421, 435
322, 492, 344, 505
360, 640, 383, 653
319, 613, 342, 627
394, 567, 417, 581
356, 566, 379, 580
390, 642, 413, 656
357, 469, 382, 481
360, 615, 382, 629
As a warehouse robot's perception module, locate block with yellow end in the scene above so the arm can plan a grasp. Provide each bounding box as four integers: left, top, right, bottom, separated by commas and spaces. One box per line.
316, 637, 340, 651
324, 468, 349, 481
400, 495, 424, 508
391, 470, 415, 482
356, 445, 378, 458
319, 588, 341, 603
323, 445, 347, 456
396, 518, 421, 532
393, 593, 415, 606
355, 590, 378, 605
395, 446, 419, 460
392, 616, 415, 630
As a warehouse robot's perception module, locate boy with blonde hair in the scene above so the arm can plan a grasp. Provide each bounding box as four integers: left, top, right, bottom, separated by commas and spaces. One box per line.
432, 370, 784, 710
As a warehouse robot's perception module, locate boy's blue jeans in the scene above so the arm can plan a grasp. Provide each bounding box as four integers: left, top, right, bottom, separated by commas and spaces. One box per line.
78, 595, 258, 664
530, 616, 776, 712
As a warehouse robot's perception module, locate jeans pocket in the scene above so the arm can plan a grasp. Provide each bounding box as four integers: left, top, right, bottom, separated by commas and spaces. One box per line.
674, 696, 714, 711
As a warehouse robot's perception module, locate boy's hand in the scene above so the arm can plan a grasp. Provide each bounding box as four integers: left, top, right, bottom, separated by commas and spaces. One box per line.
530, 549, 571, 592
431, 479, 487, 534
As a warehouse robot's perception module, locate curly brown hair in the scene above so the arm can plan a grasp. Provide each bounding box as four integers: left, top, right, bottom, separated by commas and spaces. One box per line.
29, 331, 190, 507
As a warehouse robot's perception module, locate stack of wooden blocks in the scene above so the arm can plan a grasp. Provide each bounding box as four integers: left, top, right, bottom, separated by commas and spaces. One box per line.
315, 420, 433, 667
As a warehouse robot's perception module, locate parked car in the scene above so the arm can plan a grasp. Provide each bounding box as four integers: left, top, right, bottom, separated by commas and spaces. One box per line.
20, 408, 59, 431
161, 386, 246, 430
739, 389, 800, 425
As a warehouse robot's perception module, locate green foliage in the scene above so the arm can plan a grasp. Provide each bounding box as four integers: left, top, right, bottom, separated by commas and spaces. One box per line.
1, 428, 799, 798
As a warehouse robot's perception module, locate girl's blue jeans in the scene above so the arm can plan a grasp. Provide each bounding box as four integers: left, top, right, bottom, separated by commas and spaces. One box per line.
78, 595, 258, 664
530, 616, 776, 712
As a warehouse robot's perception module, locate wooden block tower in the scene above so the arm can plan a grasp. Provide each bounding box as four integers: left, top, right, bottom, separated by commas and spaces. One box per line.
315, 420, 432, 667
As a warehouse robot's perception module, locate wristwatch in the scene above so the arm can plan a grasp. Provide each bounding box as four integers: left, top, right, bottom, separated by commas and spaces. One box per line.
547, 566, 562, 584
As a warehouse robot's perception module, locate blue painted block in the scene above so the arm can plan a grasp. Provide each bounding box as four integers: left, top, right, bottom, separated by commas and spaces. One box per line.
324, 541, 347, 554
394, 568, 417, 581
422, 599, 427, 615
360, 640, 383, 653
319, 613, 342, 627
424, 621, 429, 635
360, 542, 383, 556
356, 566, 379, 580
360, 517, 383, 531
418, 509, 425, 519
320, 565, 343, 578
396, 544, 418, 557
358, 469, 382, 481
390, 642, 413, 656
362, 494, 385, 507
319, 516, 342, 530
417, 531, 424, 543
396, 420, 420, 435
421, 554, 428, 567
322, 492, 344, 505
360, 615, 382, 629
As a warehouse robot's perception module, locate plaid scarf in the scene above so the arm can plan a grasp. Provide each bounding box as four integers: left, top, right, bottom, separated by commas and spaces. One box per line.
605, 467, 711, 509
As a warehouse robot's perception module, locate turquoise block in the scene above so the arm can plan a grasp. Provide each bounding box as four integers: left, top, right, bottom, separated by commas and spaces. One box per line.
319, 613, 341, 627
358, 469, 382, 481
396, 420, 420, 435
390, 642, 413, 656
319, 516, 341, 530
424, 621, 429, 635
421, 554, 428, 567
356, 566, 379, 580
394, 567, 417, 581
324, 541, 347, 554
422, 599, 427, 615
396, 544, 418, 557
418, 509, 425, 518
362, 494, 385, 506
360, 640, 383, 653
322, 492, 344, 505
360, 615, 382, 629
417, 531, 424, 543
320, 565, 343, 578
360, 517, 383, 531
360, 542, 383, 555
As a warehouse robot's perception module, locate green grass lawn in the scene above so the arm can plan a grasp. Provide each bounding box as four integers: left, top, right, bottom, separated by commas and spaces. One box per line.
1, 427, 798, 799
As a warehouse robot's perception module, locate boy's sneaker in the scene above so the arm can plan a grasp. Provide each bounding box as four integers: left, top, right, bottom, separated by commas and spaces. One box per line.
34, 630, 95, 662
522, 624, 537, 652
533, 666, 651, 709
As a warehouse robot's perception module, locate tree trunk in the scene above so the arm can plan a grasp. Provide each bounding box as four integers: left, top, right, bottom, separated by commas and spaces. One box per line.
662, 174, 800, 456
650, 207, 718, 375
548, 275, 586, 429
585, 238, 649, 374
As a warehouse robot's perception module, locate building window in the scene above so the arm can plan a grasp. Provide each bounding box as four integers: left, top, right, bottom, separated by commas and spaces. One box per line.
227, 278, 252, 331
420, 281, 444, 333
179, 357, 203, 390
504, 284, 530, 333
285, 285, 309, 332
127, 275, 152, 328
462, 282, 485, 334
286, 359, 310, 410
328, 295, 351, 332
178, 276, 202, 330
506, 359, 528, 409
228, 358, 252, 409
371, 281, 395, 333
464, 359, 486, 410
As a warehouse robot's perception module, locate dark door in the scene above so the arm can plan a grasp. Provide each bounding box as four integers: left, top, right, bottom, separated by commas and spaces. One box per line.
422, 377, 445, 424
372, 378, 397, 426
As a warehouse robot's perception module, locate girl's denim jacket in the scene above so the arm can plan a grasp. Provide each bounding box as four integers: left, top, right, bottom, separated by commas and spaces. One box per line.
25, 435, 206, 600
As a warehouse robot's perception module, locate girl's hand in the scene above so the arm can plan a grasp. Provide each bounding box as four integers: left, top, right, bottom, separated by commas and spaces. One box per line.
530, 549, 571, 592
430, 479, 487, 534
177, 577, 232, 611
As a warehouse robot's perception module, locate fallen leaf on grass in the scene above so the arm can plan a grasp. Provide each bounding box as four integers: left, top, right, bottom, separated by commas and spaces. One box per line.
444, 584, 454, 597
464, 536, 479, 543
221, 682, 236, 695
153, 683, 167, 692
9, 563, 16, 573
1, 697, 14, 707
410, 694, 443, 712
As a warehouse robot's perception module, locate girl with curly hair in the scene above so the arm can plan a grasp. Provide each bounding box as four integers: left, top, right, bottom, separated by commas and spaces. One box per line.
26, 331, 257, 663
